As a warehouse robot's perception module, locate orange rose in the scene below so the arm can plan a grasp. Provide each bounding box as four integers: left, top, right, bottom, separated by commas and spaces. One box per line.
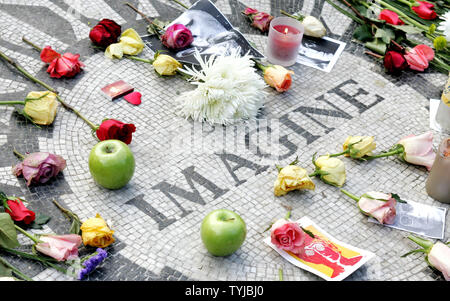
263, 65, 294, 92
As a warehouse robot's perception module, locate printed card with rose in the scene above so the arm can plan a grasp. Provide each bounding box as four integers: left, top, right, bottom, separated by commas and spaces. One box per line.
264, 217, 375, 281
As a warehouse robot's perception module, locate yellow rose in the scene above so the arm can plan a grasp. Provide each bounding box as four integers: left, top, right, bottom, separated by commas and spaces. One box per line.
314, 155, 346, 187
152, 54, 182, 76
343, 136, 376, 158
119, 28, 144, 55
23, 91, 58, 125
263, 65, 294, 92
442, 74, 449, 107
105, 42, 124, 59
274, 165, 315, 196
80, 213, 115, 248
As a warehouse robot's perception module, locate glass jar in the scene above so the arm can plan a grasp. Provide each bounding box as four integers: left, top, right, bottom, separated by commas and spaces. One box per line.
426, 138, 450, 204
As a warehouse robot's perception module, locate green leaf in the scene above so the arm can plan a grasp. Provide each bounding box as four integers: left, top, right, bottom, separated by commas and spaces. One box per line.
365, 38, 387, 55
391, 193, 407, 203
69, 219, 81, 235
301, 227, 316, 239
0, 260, 12, 277
0, 213, 19, 249
390, 25, 423, 34
353, 24, 373, 42
375, 27, 395, 44
29, 213, 51, 229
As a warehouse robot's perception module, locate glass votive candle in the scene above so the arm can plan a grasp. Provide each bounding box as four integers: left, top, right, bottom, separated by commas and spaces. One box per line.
265, 17, 304, 67
435, 75, 450, 132
425, 137, 450, 204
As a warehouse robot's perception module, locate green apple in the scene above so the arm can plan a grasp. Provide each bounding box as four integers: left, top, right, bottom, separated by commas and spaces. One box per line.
88, 140, 135, 189
200, 209, 247, 256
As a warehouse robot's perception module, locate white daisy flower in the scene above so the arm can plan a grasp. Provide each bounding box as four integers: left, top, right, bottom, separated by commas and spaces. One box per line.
437, 11, 450, 41
176, 49, 267, 125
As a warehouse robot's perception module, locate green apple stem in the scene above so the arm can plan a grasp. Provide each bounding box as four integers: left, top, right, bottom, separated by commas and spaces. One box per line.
224, 218, 235, 222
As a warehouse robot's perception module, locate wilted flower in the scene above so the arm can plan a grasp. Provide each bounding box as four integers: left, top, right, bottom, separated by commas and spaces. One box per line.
80, 214, 115, 248
40, 46, 84, 78
270, 219, 307, 254
105, 28, 144, 59
342, 136, 376, 159
96, 119, 136, 145
260, 64, 294, 92
358, 192, 397, 224
77, 248, 108, 280
23, 91, 58, 125
161, 24, 193, 50
13, 152, 66, 186
302, 16, 326, 38
89, 19, 121, 47
35, 234, 82, 261
404, 44, 434, 71
403, 235, 450, 281
313, 155, 346, 187
397, 131, 436, 170
243, 7, 274, 32
152, 54, 182, 76
274, 165, 315, 196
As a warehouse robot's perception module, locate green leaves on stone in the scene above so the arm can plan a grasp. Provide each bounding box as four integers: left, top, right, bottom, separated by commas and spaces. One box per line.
0, 213, 19, 249
28, 213, 51, 230
353, 23, 397, 55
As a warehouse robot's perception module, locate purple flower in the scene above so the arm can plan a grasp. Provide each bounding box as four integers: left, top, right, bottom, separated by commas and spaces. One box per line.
77, 248, 108, 280
12, 152, 66, 186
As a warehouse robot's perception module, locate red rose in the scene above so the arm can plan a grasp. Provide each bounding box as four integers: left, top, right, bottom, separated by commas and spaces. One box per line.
379, 9, 404, 25
5, 198, 35, 224
384, 51, 407, 73
89, 19, 122, 47
40, 46, 84, 78
412, 1, 437, 20
96, 119, 136, 144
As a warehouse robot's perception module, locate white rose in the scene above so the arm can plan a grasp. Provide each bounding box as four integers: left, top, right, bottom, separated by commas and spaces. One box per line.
302, 16, 326, 38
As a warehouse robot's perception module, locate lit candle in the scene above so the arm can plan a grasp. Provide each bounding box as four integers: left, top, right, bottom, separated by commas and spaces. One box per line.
265, 17, 304, 67
426, 138, 450, 204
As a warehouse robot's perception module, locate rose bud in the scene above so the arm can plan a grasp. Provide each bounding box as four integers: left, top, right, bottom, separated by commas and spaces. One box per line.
412, 1, 437, 20
161, 24, 194, 50
274, 165, 315, 196
80, 214, 115, 248
384, 51, 408, 73
378, 9, 404, 25
397, 131, 436, 170
358, 192, 397, 224
270, 219, 308, 254
342, 136, 376, 159
404, 44, 434, 71
40, 46, 84, 78
89, 19, 121, 47
35, 234, 82, 261
3, 198, 35, 224
263, 65, 294, 92
302, 16, 326, 38
96, 119, 136, 145
23, 91, 58, 125
152, 54, 182, 76
313, 155, 346, 187
12, 152, 67, 186
404, 235, 450, 281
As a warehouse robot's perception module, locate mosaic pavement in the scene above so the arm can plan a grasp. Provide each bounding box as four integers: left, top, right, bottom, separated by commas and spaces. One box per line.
0, 0, 448, 281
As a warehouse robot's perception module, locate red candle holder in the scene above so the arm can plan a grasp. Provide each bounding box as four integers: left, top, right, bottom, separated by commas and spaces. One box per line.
265, 17, 304, 67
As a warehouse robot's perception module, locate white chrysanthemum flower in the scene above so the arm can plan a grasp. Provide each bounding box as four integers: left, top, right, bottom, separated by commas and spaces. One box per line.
438, 11, 450, 41
176, 49, 267, 125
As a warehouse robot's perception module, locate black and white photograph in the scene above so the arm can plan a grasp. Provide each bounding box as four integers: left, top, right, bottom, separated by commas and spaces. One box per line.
296, 36, 346, 72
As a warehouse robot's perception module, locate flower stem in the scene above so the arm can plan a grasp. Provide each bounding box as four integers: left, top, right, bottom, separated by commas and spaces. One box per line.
372, 0, 430, 32
0, 100, 26, 105
13, 149, 25, 160
2, 247, 67, 274
22, 36, 43, 52
340, 189, 360, 202
407, 235, 434, 250
285, 210, 291, 220
170, 0, 189, 9
365, 51, 384, 59
0, 256, 33, 281
125, 55, 154, 64
329, 150, 349, 157
124, 2, 164, 31
253, 61, 268, 72
280, 10, 304, 21
55, 95, 98, 131
14, 225, 42, 244
278, 268, 283, 281
364, 146, 403, 160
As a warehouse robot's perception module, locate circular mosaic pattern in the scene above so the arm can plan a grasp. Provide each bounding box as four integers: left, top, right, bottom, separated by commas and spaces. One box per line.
0, 0, 448, 281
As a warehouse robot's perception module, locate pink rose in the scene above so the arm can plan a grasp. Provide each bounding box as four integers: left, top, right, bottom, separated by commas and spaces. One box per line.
398, 131, 436, 170
13, 152, 67, 186
35, 234, 82, 261
161, 24, 193, 50
358, 192, 397, 224
404, 45, 434, 72
252, 12, 274, 32
270, 219, 307, 254
428, 242, 450, 281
